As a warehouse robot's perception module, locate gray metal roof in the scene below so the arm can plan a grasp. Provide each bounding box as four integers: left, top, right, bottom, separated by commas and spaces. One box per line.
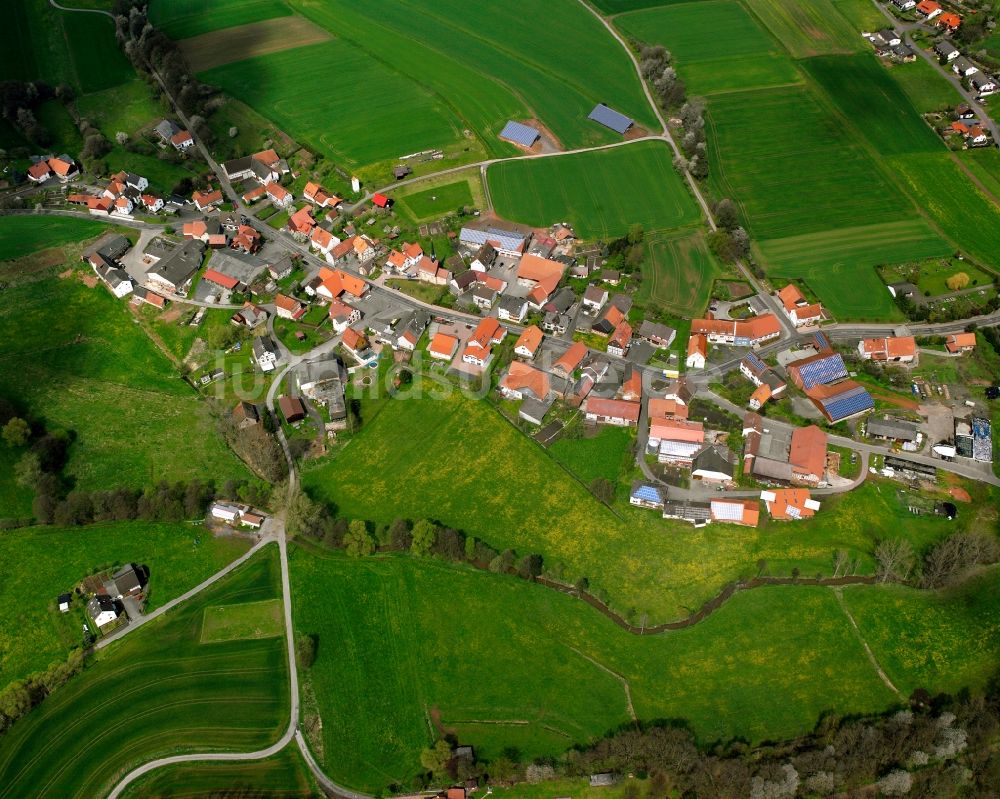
867, 417, 918, 441
499, 120, 540, 147
588, 103, 634, 134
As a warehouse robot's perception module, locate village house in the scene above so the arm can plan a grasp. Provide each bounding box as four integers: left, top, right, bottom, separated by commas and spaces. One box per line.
692, 445, 735, 484
867, 416, 919, 443
288, 206, 317, 237
310, 226, 341, 261
915, 0, 942, 19
88, 595, 119, 628
303, 181, 341, 209
542, 311, 570, 335
776, 284, 823, 327
514, 325, 543, 359
648, 418, 705, 465
279, 395, 306, 423
275, 293, 307, 321
937, 11, 961, 31
462, 317, 505, 368
517, 253, 565, 308
686, 333, 707, 369
82, 234, 133, 299
971, 73, 997, 97
192, 189, 223, 212
499, 361, 552, 401
858, 336, 917, 364
145, 239, 205, 295
582, 285, 608, 312
222, 149, 287, 185
253, 335, 279, 372
428, 332, 459, 361
708, 499, 759, 527
231, 225, 261, 254
233, 400, 263, 430
690, 314, 782, 346
583, 397, 640, 427
416, 256, 451, 286
607, 320, 633, 357
946, 332, 976, 353
155, 119, 194, 150
471, 284, 498, 310
952, 56, 978, 77
552, 341, 588, 378
498, 295, 528, 323
328, 300, 361, 333
266, 182, 293, 208
630, 482, 665, 510
314, 267, 368, 301
637, 320, 676, 349
470, 242, 498, 272
231, 303, 268, 329
761, 488, 820, 521
268, 256, 295, 280
934, 41, 959, 61
341, 327, 368, 360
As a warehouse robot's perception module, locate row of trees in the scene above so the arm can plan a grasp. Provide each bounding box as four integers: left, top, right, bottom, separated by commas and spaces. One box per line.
638, 45, 686, 109
286, 493, 546, 580
707, 198, 751, 263
874, 531, 998, 588
0, 79, 75, 149
0, 650, 85, 735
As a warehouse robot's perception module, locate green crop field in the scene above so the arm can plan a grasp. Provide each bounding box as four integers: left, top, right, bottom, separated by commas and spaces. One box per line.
890, 153, 1000, 271
302, 388, 992, 619
488, 142, 701, 239
0, 546, 289, 799
291, 548, 1000, 792
201, 598, 285, 643
0, 273, 251, 491
616, 1, 801, 94
0, 216, 107, 262
745, 0, 861, 58
637, 230, 722, 317
802, 55, 943, 156
0, 523, 251, 692
548, 426, 634, 485
832, 0, 887, 31
200, 42, 467, 171
119, 747, 318, 799
956, 146, 1000, 201
395, 180, 475, 222
706, 85, 906, 240
149, 0, 292, 39
3, 0, 133, 93
757, 219, 951, 320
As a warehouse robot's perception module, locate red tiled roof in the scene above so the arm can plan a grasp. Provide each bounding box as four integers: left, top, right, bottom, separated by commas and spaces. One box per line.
243, 185, 267, 202
48, 157, 75, 176
649, 418, 704, 443
517, 253, 565, 283
170, 130, 193, 145
342, 327, 365, 350
203, 269, 239, 290
28, 162, 52, 179
789, 425, 827, 479
253, 148, 281, 167
192, 189, 222, 207
764, 488, 817, 520
514, 325, 543, 355
428, 332, 458, 359
777, 284, 805, 311
687, 333, 707, 357
372, 192, 389, 208
288, 206, 316, 234
648, 398, 688, 420
554, 341, 587, 374
468, 317, 504, 349
265, 182, 290, 201
317, 267, 366, 299
946, 332, 976, 351
584, 397, 640, 423
500, 361, 551, 399
861, 336, 916, 360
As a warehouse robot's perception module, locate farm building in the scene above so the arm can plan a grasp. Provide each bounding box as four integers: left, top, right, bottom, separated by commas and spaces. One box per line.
686, 334, 707, 369
460, 226, 528, 257
867, 417, 919, 443
499, 120, 541, 148
279, 395, 306, 423
584, 397, 640, 427
630, 482, 664, 510
858, 336, 916, 364
692, 445, 734, 483
88, 595, 119, 627
588, 103, 634, 135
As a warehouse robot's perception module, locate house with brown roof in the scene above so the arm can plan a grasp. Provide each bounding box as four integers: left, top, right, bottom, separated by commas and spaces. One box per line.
462, 317, 505, 368
582, 285, 608, 312
776, 284, 823, 327
192, 189, 223, 212
266, 182, 293, 208
328, 300, 360, 333
27, 160, 53, 182
858, 336, 916, 364
232, 401, 262, 430
608, 320, 633, 357
428, 332, 459, 361
416, 256, 451, 286
691, 314, 782, 346
514, 325, 543, 359
553, 341, 588, 377
274, 293, 307, 321
789, 425, 827, 485
584, 397, 640, 426
686, 333, 707, 369
946, 332, 976, 353
303, 181, 341, 209
278, 395, 306, 423
499, 361, 552, 401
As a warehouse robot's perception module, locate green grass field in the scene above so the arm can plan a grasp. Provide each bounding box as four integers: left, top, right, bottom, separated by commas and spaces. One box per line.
890, 153, 1000, 272
0, 523, 252, 693
706, 85, 906, 240
802, 55, 943, 156
548, 426, 633, 485
616, 1, 801, 95
301, 390, 992, 619
149, 0, 292, 39
200, 41, 466, 170
745, 0, 862, 58
489, 142, 701, 239
291, 548, 999, 792
0, 216, 107, 262
3, 0, 133, 93
201, 598, 285, 643
0, 546, 289, 799
887, 58, 963, 114
119, 747, 318, 799
956, 146, 1000, 201
637, 230, 722, 317
0, 271, 251, 491
757, 219, 951, 320
395, 180, 474, 222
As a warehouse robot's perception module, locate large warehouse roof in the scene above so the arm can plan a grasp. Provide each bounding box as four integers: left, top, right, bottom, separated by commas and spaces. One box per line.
588, 103, 634, 134
499, 120, 540, 147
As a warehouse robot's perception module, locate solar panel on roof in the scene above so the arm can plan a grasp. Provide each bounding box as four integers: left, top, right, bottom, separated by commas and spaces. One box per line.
710, 501, 743, 521
588, 103, 634, 134
797, 353, 847, 389
822, 386, 874, 421
632, 485, 661, 503
813, 332, 831, 351
744, 352, 766, 372
499, 120, 541, 147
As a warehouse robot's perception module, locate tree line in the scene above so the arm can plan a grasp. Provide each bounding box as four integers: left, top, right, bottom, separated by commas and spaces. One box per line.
0, 650, 85, 736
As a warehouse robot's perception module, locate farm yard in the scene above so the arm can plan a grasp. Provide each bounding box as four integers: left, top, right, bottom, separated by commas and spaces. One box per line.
636, 230, 722, 318
615, 1, 802, 95
0, 274, 251, 491
488, 142, 701, 239
291, 548, 1000, 793
0, 547, 289, 799
0, 522, 252, 692
301, 390, 991, 621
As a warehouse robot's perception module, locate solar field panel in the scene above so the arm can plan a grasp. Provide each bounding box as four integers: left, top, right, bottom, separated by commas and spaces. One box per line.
499, 120, 541, 147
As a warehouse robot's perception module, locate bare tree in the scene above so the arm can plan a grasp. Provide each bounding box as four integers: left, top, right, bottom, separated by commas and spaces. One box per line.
874, 539, 915, 583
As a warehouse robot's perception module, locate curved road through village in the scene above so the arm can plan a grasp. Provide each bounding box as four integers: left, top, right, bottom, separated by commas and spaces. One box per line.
35, 1, 1000, 795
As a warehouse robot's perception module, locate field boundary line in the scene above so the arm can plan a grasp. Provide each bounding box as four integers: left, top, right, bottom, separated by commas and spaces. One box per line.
566, 646, 637, 721
831, 587, 902, 699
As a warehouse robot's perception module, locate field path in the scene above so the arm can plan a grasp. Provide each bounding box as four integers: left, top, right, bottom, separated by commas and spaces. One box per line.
48, 0, 112, 17
832, 587, 903, 699
567, 646, 637, 721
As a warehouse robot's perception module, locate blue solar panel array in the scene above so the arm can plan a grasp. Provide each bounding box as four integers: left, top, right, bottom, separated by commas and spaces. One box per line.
796, 353, 848, 389
820, 385, 874, 422
743, 352, 766, 373
499, 120, 540, 147
588, 103, 634, 134
632, 484, 662, 503
812, 332, 831, 351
